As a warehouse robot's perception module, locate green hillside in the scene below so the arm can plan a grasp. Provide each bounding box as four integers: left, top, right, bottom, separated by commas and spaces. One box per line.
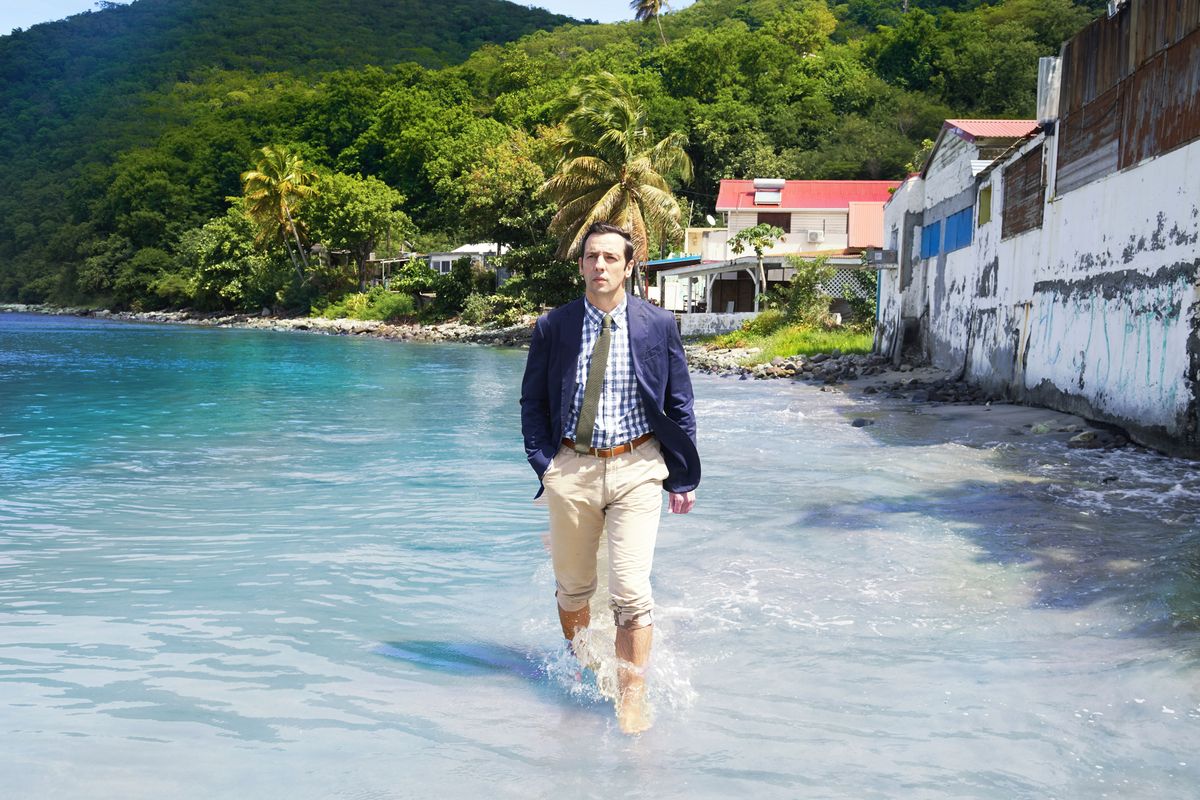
0, 0, 1103, 310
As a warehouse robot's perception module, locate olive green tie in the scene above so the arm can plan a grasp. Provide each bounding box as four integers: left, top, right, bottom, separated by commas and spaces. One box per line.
573, 313, 612, 453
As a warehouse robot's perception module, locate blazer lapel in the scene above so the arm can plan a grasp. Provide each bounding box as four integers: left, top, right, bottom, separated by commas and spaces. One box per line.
626, 296, 653, 393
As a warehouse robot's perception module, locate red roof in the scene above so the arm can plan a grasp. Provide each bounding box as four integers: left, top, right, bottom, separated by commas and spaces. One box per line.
716, 180, 901, 211
943, 119, 1039, 141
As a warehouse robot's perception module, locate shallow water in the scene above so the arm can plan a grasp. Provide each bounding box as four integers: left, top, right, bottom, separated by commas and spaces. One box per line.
2, 311, 1199, 799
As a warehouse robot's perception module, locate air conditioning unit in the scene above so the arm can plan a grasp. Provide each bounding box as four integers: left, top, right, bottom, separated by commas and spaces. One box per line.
807, 230, 825, 243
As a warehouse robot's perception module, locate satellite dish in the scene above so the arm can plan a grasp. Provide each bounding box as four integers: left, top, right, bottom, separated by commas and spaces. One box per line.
705, 214, 716, 226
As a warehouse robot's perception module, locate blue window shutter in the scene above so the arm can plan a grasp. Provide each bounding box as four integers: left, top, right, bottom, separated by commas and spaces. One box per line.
922, 220, 941, 258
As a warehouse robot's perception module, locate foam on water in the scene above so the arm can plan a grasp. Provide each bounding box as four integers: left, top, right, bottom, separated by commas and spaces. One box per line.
3, 312, 1200, 799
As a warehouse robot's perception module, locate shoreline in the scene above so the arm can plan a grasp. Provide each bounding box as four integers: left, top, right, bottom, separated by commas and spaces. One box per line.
0, 302, 534, 347
2, 302, 1138, 456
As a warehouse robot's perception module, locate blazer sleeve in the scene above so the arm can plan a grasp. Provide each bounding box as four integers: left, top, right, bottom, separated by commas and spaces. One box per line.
662, 318, 697, 445
519, 314, 557, 479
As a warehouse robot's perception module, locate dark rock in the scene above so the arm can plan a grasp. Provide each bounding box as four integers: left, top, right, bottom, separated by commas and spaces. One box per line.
850, 418, 875, 427
910, 390, 930, 403
863, 385, 878, 395
1067, 431, 1101, 449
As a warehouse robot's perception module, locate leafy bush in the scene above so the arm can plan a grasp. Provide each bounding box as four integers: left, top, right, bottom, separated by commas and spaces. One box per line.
741, 307, 786, 336
460, 292, 533, 326
766, 256, 837, 327
176, 209, 293, 312
313, 285, 415, 321
429, 256, 477, 318
497, 243, 582, 309
460, 292, 490, 325
388, 260, 439, 294
845, 268, 878, 329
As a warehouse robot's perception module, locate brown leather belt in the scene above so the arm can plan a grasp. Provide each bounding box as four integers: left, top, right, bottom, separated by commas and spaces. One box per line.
562, 432, 654, 458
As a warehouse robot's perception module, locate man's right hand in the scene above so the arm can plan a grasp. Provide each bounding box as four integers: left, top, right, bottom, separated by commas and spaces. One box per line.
668, 491, 695, 514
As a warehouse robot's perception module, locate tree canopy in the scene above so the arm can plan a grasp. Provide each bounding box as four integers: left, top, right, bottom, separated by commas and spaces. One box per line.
0, 0, 1103, 311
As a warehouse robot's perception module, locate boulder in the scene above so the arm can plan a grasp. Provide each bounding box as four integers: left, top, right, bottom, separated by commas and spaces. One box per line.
1067, 431, 1101, 449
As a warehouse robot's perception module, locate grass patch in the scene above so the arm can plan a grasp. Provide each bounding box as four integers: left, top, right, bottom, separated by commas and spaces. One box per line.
704, 323, 874, 364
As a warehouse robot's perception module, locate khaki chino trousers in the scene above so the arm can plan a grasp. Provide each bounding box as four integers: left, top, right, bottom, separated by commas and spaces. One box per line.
542, 437, 669, 628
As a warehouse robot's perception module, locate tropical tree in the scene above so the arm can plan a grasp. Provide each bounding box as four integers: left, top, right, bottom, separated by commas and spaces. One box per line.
728, 223, 785, 311
541, 72, 692, 284
241, 145, 318, 280
307, 172, 414, 291
631, 0, 668, 46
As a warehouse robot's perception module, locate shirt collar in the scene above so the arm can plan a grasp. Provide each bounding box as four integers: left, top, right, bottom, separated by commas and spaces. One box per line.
583, 296, 627, 329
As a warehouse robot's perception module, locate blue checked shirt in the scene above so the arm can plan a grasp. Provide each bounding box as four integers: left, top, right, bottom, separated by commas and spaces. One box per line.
564, 298, 652, 448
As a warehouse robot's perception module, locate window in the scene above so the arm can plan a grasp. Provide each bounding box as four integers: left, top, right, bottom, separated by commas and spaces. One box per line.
944, 207, 974, 252
978, 185, 992, 226
920, 220, 941, 259
756, 212, 792, 233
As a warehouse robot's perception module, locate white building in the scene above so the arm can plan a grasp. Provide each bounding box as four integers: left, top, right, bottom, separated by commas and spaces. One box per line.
878, 0, 1200, 456
426, 243, 509, 280
656, 178, 899, 334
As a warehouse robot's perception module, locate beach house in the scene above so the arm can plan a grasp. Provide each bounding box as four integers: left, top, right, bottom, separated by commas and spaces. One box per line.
655, 178, 899, 334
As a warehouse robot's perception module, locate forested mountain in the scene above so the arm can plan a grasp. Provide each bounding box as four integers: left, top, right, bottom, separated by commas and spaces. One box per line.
0, 0, 1103, 309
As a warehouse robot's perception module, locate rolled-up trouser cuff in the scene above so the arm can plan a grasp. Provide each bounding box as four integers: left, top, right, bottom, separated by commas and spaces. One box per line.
611, 601, 653, 629
555, 585, 595, 613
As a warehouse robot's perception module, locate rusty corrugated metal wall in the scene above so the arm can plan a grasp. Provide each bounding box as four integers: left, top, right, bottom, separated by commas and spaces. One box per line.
1002, 144, 1045, 239
1056, 0, 1200, 194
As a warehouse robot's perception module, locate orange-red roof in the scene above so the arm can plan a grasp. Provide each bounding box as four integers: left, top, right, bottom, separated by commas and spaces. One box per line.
716, 180, 902, 211
943, 119, 1039, 141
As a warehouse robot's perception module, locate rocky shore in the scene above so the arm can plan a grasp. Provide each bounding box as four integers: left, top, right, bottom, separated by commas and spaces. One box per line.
1, 304, 535, 347
684, 344, 1132, 451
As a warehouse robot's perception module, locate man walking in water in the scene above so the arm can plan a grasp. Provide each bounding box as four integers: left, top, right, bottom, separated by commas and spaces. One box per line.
520, 222, 700, 734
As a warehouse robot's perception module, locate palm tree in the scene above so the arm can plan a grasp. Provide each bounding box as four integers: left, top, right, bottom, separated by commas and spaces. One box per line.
241, 145, 317, 280
542, 72, 692, 281
631, 0, 669, 46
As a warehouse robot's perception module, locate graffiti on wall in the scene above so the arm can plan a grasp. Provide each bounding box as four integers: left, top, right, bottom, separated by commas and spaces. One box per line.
1025, 261, 1198, 424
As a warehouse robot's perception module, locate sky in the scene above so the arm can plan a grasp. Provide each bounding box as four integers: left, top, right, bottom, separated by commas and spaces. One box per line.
0, 0, 696, 35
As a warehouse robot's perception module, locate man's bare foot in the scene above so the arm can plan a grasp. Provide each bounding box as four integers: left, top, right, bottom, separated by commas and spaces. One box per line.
617, 683, 652, 735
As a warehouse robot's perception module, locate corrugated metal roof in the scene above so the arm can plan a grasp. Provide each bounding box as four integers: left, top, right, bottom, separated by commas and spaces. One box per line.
944, 119, 1039, 141
716, 180, 901, 211
847, 202, 885, 248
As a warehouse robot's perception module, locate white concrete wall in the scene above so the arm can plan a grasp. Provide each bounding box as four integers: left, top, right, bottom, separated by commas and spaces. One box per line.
1021, 139, 1200, 441
877, 178, 925, 361
925, 135, 979, 207
884, 130, 1200, 454
680, 312, 759, 337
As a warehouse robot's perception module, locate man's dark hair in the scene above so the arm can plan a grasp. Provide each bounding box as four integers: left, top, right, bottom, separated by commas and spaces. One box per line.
579, 222, 635, 263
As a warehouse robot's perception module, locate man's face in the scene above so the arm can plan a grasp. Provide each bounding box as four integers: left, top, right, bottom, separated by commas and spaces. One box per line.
578, 232, 633, 305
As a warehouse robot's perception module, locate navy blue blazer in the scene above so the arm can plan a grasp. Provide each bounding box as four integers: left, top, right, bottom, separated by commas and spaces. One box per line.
520, 295, 701, 497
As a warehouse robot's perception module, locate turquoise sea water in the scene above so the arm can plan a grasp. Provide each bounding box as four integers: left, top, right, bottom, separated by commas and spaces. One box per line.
3, 311, 1200, 799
